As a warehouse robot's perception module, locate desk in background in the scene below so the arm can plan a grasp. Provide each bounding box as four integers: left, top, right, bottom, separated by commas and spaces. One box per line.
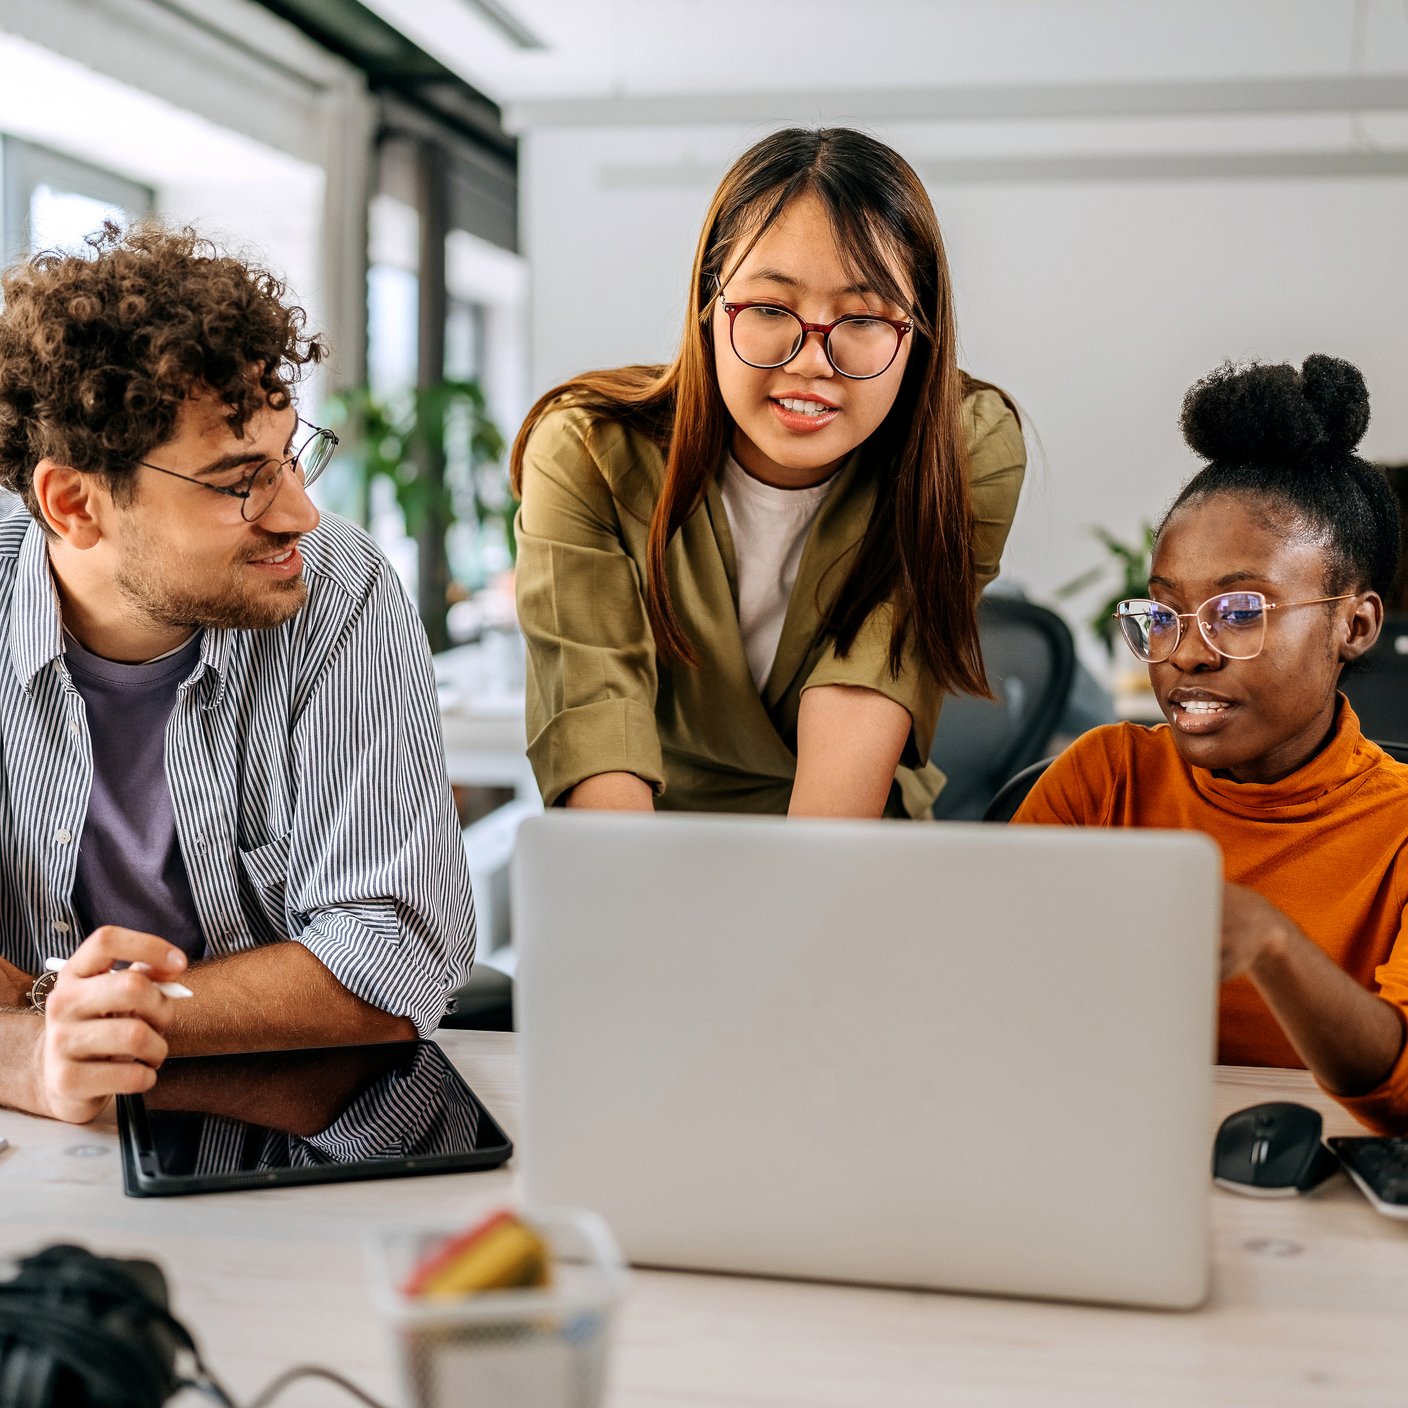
435, 639, 539, 964
435, 637, 534, 803
4, 1040, 1408, 1407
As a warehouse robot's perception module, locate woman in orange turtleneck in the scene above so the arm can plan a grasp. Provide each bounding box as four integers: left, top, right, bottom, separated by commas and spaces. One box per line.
1016, 355, 1408, 1133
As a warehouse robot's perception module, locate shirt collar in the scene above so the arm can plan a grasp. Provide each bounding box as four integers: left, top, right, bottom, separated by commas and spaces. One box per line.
7, 520, 64, 693
6, 517, 234, 707
191, 628, 235, 710
1189, 694, 1376, 819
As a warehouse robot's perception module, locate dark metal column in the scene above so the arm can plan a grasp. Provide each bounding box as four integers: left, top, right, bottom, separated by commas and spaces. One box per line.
413, 136, 450, 652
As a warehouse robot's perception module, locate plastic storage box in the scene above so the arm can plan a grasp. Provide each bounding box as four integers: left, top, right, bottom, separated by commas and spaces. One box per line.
369, 1208, 627, 1408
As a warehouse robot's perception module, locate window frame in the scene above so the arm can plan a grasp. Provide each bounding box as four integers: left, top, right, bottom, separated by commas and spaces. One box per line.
1, 135, 153, 263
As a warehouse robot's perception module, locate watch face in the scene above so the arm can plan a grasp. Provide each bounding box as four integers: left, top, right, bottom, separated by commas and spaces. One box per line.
28, 970, 58, 1013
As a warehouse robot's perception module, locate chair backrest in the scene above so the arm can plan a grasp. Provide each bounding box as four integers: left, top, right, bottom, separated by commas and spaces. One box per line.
930, 596, 1076, 820
982, 756, 1056, 823
1343, 616, 1408, 748
1376, 739, 1408, 765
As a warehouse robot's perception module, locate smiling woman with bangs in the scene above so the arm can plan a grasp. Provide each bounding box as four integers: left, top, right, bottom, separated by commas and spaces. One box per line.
511, 127, 1026, 818
1016, 355, 1408, 1134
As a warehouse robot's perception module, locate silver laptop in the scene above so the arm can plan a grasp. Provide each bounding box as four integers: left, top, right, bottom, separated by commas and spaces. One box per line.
512, 812, 1219, 1309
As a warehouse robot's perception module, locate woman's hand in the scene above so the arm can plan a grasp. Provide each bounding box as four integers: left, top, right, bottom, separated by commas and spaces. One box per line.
1219, 882, 1294, 982
1219, 882, 1406, 1098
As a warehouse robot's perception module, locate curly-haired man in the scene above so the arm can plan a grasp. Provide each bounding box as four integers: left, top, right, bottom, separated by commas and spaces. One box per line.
0, 224, 475, 1123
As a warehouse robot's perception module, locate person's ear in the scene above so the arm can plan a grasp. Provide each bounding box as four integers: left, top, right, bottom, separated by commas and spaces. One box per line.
31, 460, 107, 548
1340, 591, 1383, 664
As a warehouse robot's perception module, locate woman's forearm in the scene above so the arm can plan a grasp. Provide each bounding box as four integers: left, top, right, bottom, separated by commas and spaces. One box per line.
790, 684, 910, 818
565, 772, 656, 811
1249, 923, 1407, 1096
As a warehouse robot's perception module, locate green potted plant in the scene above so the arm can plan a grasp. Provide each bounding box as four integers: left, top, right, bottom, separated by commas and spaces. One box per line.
1056, 523, 1160, 716
1055, 523, 1156, 655
326, 380, 510, 651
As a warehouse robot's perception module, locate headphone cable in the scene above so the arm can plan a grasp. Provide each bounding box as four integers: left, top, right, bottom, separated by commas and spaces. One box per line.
183, 1363, 391, 1408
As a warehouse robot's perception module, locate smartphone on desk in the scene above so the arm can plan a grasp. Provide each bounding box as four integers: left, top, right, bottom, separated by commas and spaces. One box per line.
1327, 1137, 1408, 1220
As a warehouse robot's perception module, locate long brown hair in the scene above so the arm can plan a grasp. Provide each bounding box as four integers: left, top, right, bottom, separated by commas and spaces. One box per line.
511, 127, 1003, 694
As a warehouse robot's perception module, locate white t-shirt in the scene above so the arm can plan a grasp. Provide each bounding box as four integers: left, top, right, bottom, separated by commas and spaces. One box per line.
719, 452, 837, 693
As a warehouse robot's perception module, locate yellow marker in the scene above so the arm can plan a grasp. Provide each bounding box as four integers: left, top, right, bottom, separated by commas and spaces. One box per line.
404, 1210, 551, 1300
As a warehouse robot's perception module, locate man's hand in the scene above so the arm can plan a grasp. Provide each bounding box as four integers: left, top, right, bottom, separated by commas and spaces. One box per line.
1219, 882, 1294, 983
37, 926, 188, 1124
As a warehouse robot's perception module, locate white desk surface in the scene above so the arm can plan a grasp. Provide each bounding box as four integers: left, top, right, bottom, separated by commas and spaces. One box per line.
4, 1035, 1408, 1408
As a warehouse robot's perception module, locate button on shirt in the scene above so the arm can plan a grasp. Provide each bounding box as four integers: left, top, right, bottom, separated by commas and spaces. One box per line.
0, 512, 475, 1036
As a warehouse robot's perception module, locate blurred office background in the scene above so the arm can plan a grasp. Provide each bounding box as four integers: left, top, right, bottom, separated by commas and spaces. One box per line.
3, 0, 1407, 660
2, 2, 1407, 960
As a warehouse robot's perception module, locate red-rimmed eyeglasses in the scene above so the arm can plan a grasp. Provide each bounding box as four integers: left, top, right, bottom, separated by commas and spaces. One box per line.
720, 298, 912, 380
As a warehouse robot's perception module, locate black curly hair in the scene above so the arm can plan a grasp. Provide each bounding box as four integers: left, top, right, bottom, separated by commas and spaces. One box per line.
1163, 354, 1400, 598
0, 220, 325, 522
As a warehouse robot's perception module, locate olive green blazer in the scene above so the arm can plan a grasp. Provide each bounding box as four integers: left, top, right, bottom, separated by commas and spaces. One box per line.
515, 387, 1026, 817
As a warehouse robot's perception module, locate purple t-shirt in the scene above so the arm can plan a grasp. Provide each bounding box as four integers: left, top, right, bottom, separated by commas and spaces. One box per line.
65, 631, 207, 959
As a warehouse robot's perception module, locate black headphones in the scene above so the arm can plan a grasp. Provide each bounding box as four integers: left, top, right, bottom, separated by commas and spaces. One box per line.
0, 1244, 211, 1408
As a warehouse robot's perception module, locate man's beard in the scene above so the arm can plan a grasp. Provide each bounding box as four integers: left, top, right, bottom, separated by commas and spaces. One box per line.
114, 532, 309, 633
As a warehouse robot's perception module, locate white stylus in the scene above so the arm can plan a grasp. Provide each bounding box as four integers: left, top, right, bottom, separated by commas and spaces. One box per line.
44, 956, 193, 999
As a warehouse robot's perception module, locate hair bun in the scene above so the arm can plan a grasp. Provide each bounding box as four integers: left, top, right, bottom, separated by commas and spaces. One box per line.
1180, 355, 1369, 468
1299, 353, 1371, 454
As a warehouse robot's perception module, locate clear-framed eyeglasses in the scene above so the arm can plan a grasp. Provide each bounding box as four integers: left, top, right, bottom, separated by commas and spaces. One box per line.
138, 416, 338, 523
1115, 590, 1356, 664
719, 297, 913, 380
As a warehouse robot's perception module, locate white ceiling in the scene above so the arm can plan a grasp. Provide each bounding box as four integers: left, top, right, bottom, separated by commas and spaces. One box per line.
362, 0, 1408, 112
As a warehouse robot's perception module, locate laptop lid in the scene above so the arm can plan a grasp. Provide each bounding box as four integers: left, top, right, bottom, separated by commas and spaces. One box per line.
513, 813, 1219, 1309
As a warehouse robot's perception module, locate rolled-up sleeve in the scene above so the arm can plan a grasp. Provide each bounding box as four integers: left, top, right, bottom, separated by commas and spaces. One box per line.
515, 410, 665, 806
802, 601, 943, 767
287, 565, 475, 1036
966, 387, 1027, 595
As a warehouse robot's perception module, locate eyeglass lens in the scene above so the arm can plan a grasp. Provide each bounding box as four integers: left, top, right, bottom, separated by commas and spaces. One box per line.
730, 305, 901, 379
1117, 593, 1268, 663
241, 428, 336, 522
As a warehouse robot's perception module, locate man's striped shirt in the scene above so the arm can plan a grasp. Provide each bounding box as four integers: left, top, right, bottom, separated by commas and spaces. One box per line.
0, 511, 475, 1035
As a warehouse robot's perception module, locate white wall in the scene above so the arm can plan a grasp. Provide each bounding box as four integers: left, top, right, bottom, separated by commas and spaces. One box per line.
520, 121, 1408, 665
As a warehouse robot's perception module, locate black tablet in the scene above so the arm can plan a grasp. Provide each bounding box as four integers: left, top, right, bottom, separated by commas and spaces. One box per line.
116, 1039, 512, 1197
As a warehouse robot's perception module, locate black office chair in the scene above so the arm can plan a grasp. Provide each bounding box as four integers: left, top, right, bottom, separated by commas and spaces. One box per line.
1376, 739, 1408, 765
930, 596, 1076, 820
1343, 616, 1408, 750
982, 756, 1056, 822
439, 963, 514, 1032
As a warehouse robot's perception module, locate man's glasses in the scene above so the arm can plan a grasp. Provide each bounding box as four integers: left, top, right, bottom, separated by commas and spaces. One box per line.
1115, 591, 1356, 664
720, 298, 912, 380
138, 416, 338, 523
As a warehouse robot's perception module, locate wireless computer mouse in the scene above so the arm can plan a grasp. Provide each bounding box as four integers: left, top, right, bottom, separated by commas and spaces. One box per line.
1213, 1101, 1340, 1196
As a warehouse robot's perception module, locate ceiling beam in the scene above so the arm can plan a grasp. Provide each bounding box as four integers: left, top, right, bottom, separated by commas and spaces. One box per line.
599, 147, 1408, 189
506, 75, 1408, 133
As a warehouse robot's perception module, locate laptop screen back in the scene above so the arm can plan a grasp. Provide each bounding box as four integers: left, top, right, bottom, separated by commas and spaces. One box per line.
513, 813, 1219, 1309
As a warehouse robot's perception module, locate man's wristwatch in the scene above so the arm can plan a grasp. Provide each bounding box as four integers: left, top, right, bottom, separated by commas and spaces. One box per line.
28, 969, 57, 1014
